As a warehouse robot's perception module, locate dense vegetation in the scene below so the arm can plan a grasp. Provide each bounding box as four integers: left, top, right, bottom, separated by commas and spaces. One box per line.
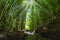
0, 0, 60, 40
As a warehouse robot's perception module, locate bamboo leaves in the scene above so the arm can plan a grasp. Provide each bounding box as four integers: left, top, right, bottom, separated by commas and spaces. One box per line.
0, 0, 58, 32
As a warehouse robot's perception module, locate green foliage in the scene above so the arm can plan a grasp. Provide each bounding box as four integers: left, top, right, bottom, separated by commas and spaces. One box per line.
0, 0, 25, 32
0, 0, 60, 32
0, 0, 60, 40
25, 0, 58, 31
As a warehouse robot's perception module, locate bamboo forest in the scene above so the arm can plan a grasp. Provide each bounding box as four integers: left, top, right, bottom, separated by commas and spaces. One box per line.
0, 0, 60, 40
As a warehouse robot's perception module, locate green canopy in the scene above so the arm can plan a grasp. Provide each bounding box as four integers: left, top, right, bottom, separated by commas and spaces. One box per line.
0, 0, 57, 32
